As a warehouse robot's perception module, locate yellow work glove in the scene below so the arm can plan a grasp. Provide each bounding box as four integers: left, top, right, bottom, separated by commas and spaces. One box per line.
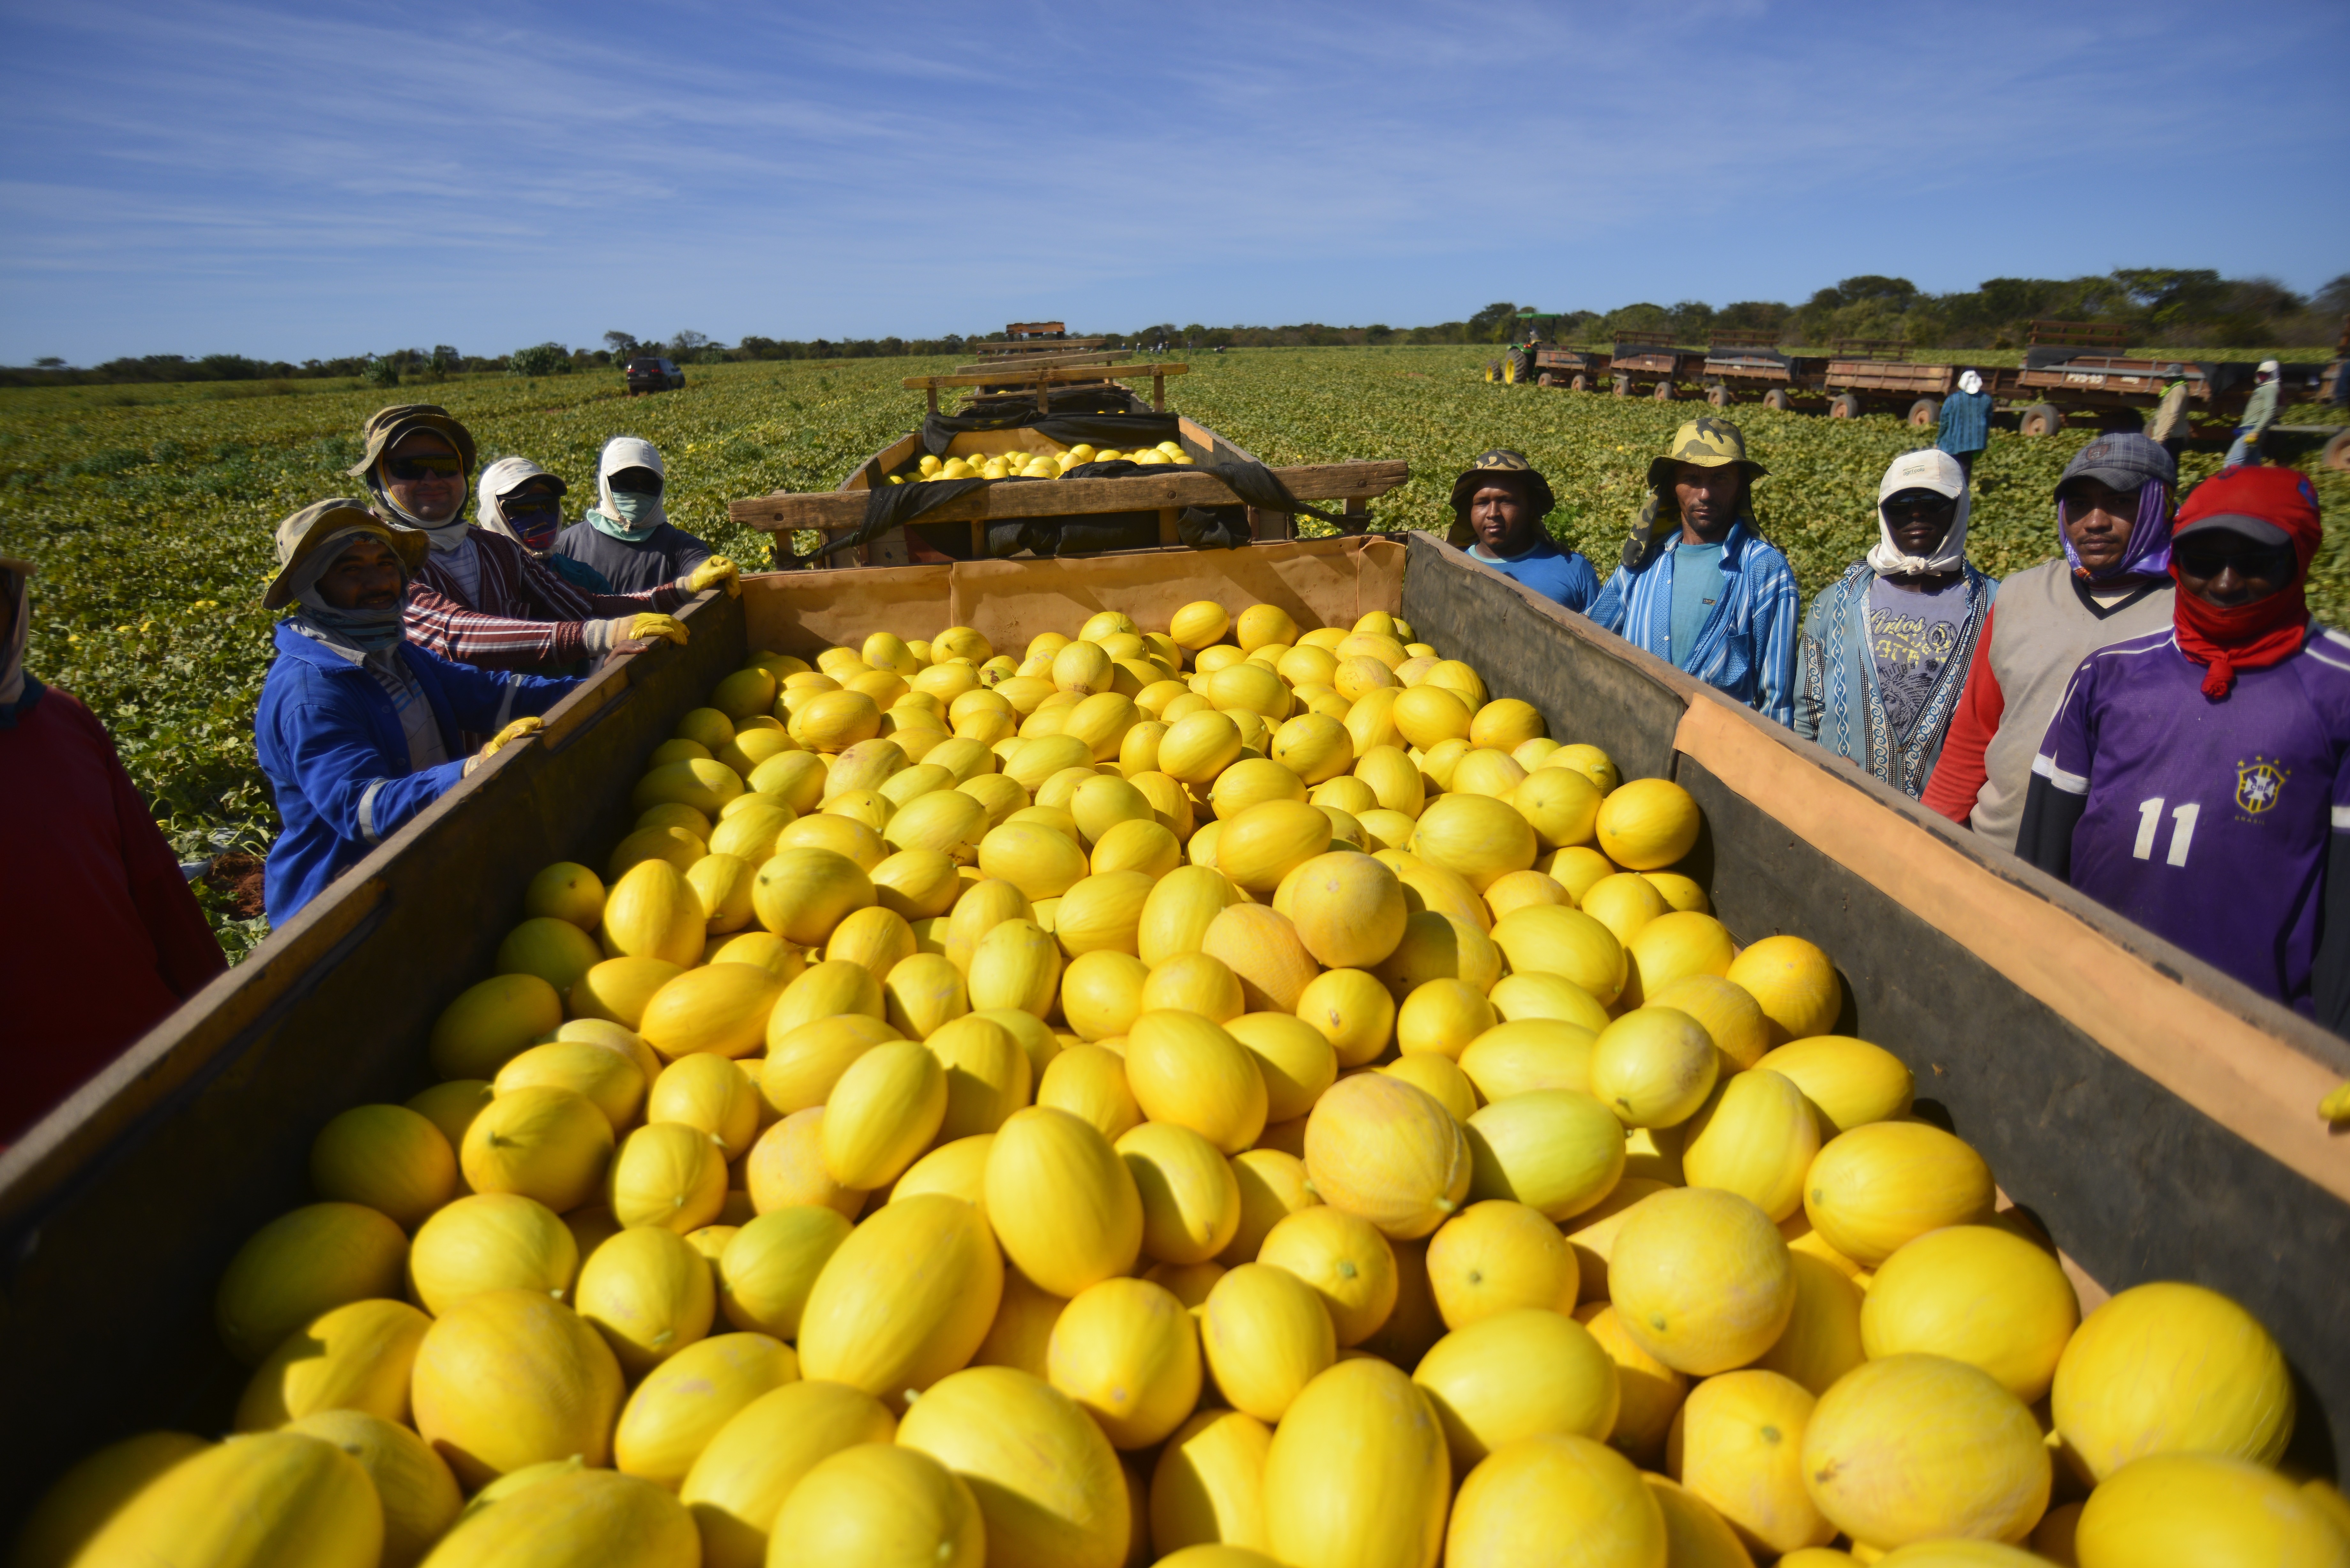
595, 612, 690, 652
681, 555, 741, 598
2322, 1081, 2350, 1126
464, 716, 543, 774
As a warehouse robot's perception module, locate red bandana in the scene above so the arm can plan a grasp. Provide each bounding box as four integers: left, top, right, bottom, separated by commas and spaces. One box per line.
2168, 468, 2325, 700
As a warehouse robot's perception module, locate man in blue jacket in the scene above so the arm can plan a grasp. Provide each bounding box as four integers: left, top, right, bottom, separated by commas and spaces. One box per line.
255, 499, 579, 921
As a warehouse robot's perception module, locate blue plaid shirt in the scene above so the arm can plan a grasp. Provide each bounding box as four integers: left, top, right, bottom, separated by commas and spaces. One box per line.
1590, 519, 1801, 727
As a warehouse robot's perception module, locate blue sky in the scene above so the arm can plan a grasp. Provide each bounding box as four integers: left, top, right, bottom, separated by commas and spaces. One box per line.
3, 0, 2344, 364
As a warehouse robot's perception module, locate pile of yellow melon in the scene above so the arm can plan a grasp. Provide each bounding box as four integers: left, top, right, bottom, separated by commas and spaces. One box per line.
25, 604, 2350, 1568
887, 441, 1195, 484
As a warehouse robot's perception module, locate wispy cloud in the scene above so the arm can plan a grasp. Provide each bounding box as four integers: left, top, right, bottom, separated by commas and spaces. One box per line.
1, 0, 2341, 360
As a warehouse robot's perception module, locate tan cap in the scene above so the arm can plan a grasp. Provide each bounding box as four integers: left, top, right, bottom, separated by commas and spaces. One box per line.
264, 498, 428, 609
346, 404, 477, 478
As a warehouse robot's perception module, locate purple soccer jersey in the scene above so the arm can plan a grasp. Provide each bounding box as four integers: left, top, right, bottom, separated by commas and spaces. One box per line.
2033, 625, 2350, 1011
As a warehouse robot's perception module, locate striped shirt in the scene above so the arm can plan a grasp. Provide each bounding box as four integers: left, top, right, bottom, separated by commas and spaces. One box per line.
1591, 520, 1801, 727
403, 527, 684, 671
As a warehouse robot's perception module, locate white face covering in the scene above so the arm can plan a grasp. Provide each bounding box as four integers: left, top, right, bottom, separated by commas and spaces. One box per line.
1958, 370, 1983, 396
1866, 449, 1972, 576
594, 436, 669, 541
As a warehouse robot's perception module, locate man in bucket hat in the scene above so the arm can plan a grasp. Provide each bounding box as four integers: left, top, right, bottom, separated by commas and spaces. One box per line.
2017, 467, 2350, 1030
1590, 417, 1800, 725
0, 554, 225, 1141
254, 499, 580, 921
1444, 449, 1600, 610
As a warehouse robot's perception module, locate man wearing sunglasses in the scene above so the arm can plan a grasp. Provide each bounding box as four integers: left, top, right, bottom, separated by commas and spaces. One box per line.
552, 436, 721, 596
1795, 449, 1997, 798
346, 407, 735, 674
2018, 466, 2350, 1030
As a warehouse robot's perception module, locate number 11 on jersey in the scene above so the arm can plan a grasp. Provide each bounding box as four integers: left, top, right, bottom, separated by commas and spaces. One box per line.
2133, 797, 2200, 866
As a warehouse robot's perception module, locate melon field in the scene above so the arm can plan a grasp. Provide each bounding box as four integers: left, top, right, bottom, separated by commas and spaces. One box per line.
1, 345, 2344, 958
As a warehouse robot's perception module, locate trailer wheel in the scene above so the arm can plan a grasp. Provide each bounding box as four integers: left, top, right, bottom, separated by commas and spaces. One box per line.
2325, 429, 2350, 472
1653, 380, 1675, 402
1762, 389, 1793, 412
1537, 372, 1556, 388
1570, 373, 1590, 393
1829, 393, 1864, 419
1613, 376, 1633, 398
2019, 403, 2065, 437
1706, 385, 1734, 408
1908, 397, 1942, 428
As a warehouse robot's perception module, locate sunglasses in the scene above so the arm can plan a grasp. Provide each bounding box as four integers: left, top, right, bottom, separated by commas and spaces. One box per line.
2173, 537, 2296, 577
608, 470, 664, 496
1882, 492, 1956, 520
384, 454, 464, 481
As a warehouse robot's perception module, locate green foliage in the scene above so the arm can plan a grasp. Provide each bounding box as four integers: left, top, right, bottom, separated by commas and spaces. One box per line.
0, 347, 2343, 961
508, 342, 573, 377
359, 356, 400, 389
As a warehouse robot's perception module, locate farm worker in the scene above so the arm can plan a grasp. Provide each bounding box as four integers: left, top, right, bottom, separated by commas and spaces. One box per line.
2015, 467, 2350, 1029
475, 457, 608, 593
0, 556, 226, 1143
254, 500, 580, 923
1590, 417, 1800, 726
1444, 449, 1599, 611
556, 437, 726, 594
1923, 434, 2178, 847
1794, 449, 1997, 798
2145, 363, 2193, 459
2224, 359, 2283, 469
347, 406, 728, 672
1935, 369, 1994, 481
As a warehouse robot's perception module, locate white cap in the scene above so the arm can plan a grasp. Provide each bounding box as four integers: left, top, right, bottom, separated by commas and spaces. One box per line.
601, 436, 665, 479
2258, 359, 2281, 375
1877, 447, 1966, 503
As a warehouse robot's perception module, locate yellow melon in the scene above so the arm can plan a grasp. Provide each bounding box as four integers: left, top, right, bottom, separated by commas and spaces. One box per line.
1046, 1276, 1204, 1449
1124, 1010, 1270, 1155
1593, 777, 1700, 870
233, 1295, 431, 1434
898, 1364, 1132, 1568
65, 1429, 381, 1568
606, 1120, 727, 1233
1589, 1006, 1720, 1127
750, 749, 830, 812
1269, 712, 1353, 784
1578, 871, 1670, 947
1751, 1252, 1868, 1397
410, 1289, 624, 1487
1171, 600, 1233, 651
1451, 1430, 1671, 1565
2051, 1281, 2295, 1481
1376, 1053, 1479, 1121
1221, 1147, 1319, 1265
680, 1380, 896, 1568
497, 1042, 646, 1137
497, 914, 609, 1000
1623, 910, 1736, 1007
767, 1443, 984, 1568
1490, 904, 1627, 1006
762, 1017, 898, 1123
1424, 1200, 1577, 1329
1609, 1187, 1795, 1375
1411, 792, 1538, 891
1725, 935, 1841, 1044
1202, 1262, 1338, 1422
429, 971, 564, 1082
1303, 1071, 1472, 1240
1264, 1358, 1452, 1568
305, 1103, 456, 1233
1862, 1225, 2079, 1403
923, 1013, 1033, 1140
1415, 1307, 1620, 1472
635, 963, 780, 1064
406, 1190, 578, 1315
1119, 1119, 1244, 1266
818, 1039, 948, 1190
610, 1332, 798, 1493
1091, 818, 1182, 880
2073, 1452, 2349, 1568
599, 856, 709, 969
1152, 1407, 1273, 1556
1560, 1178, 1671, 1304
635, 756, 748, 817
795, 1193, 1003, 1410
1577, 1302, 1689, 1468
741, 1107, 867, 1222
1804, 1121, 1995, 1266
212, 1201, 409, 1368
1291, 967, 1395, 1067
1374, 908, 1502, 1000
1223, 1011, 1339, 1121
574, 1223, 716, 1376
1646, 974, 1771, 1073
1800, 1353, 2051, 1550
1391, 683, 1473, 750
714, 1205, 851, 1339
752, 846, 876, 945
1272, 850, 1404, 970
571, 956, 684, 1031
1461, 1088, 1625, 1220
1510, 762, 1605, 854
1053, 869, 1154, 957
1484, 970, 1609, 1032
1258, 1204, 1398, 1347
891, 1135, 996, 1211
1480, 868, 1570, 923
1753, 1036, 1914, 1136
1450, 747, 1528, 800
986, 1105, 1146, 1296
1680, 1068, 1819, 1221
968, 917, 1063, 1016
1669, 1367, 1833, 1556
1353, 744, 1426, 821
1455, 1018, 1597, 1101
524, 860, 606, 929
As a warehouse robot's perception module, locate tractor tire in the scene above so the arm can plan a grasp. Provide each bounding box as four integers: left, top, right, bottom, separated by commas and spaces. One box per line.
1706, 384, 1734, 408
1653, 379, 1675, 402
1613, 376, 1634, 398
2326, 428, 2350, 472
1484, 361, 1500, 383
2019, 403, 2065, 437
1829, 393, 1864, 419
1570, 373, 1590, 393
1908, 397, 1942, 428
1762, 389, 1794, 412
1507, 349, 1533, 383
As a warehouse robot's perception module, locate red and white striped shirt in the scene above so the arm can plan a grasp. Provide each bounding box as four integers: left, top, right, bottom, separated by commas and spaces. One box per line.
402, 528, 685, 670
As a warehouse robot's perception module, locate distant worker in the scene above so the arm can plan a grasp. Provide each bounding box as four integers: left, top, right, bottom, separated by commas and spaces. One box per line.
554, 437, 724, 595
1936, 369, 1994, 481
1923, 435, 2178, 847
255, 500, 578, 922
0, 555, 226, 1142
2225, 359, 2283, 469
2144, 363, 2193, 460
1591, 418, 1800, 727
2016, 467, 2348, 1031
347, 407, 729, 673
1445, 449, 1598, 612
1795, 449, 1997, 797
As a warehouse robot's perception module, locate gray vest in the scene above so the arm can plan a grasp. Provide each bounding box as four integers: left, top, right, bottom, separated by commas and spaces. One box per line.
1974, 561, 2174, 849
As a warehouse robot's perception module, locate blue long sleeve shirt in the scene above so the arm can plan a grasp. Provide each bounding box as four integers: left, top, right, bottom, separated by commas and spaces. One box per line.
1589, 520, 1801, 727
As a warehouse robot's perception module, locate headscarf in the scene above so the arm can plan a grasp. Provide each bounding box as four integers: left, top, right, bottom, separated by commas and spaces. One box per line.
1865, 449, 1971, 577
588, 436, 668, 542
284, 527, 410, 653
1958, 370, 1983, 396
2170, 467, 2321, 700
477, 456, 567, 551
2054, 432, 2176, 582
0, 557, 33, 715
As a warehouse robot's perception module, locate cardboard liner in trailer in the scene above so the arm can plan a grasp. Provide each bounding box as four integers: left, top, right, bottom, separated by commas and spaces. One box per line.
2, 532, 2345, 1520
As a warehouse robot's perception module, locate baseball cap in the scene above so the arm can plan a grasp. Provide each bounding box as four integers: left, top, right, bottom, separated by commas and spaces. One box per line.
2054, 433, 2175, 501
2172, 465, 2321, 551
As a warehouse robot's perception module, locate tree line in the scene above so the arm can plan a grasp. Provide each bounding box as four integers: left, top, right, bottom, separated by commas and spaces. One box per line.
9, 267, 2343, 387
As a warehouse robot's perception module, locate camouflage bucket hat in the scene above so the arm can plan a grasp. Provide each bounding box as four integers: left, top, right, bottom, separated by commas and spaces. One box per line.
1644, 417, 1768, 492
1448, 448, 1556, 518
264, 497, 428, 608
346, 404, 478, 479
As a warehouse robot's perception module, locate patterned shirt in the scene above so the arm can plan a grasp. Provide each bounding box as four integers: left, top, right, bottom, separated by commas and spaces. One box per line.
403, 526, 682, 671
1591, 519, 1801, 726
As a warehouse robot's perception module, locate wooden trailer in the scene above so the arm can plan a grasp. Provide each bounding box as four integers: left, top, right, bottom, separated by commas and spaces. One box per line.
1697, 333, 1828, 411
1529, 343, 1613, 390
1606, 330, 1702, 400
2, 538, 2346, 1530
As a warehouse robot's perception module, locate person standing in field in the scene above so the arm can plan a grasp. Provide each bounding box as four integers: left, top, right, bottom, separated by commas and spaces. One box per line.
1795, 449, 1997, 797
1936, 369, 1995, 482
555, 437, 721, 594
1923, 434, 2178, 847
1444, 449, 1599, 611
2016, 467, 2349, 1030
1590, 418, 1801, 727
348, 406, 730, 673
0, 555, 227, 1142
2225, 359, 2284, 469
2144, 363, 2193, 460
254, 501, 578, 921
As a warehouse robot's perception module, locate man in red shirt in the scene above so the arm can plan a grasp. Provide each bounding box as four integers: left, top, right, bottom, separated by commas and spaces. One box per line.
0, 557, 226, 1142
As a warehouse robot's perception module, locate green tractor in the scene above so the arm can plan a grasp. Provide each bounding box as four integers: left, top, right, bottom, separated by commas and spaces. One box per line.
1484, 308, 1568, 385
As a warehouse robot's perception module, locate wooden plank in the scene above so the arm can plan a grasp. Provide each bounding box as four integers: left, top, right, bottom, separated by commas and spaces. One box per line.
952, 351, 1129, 375
902, 365, 1190, 391
730, 460, 1411, 532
